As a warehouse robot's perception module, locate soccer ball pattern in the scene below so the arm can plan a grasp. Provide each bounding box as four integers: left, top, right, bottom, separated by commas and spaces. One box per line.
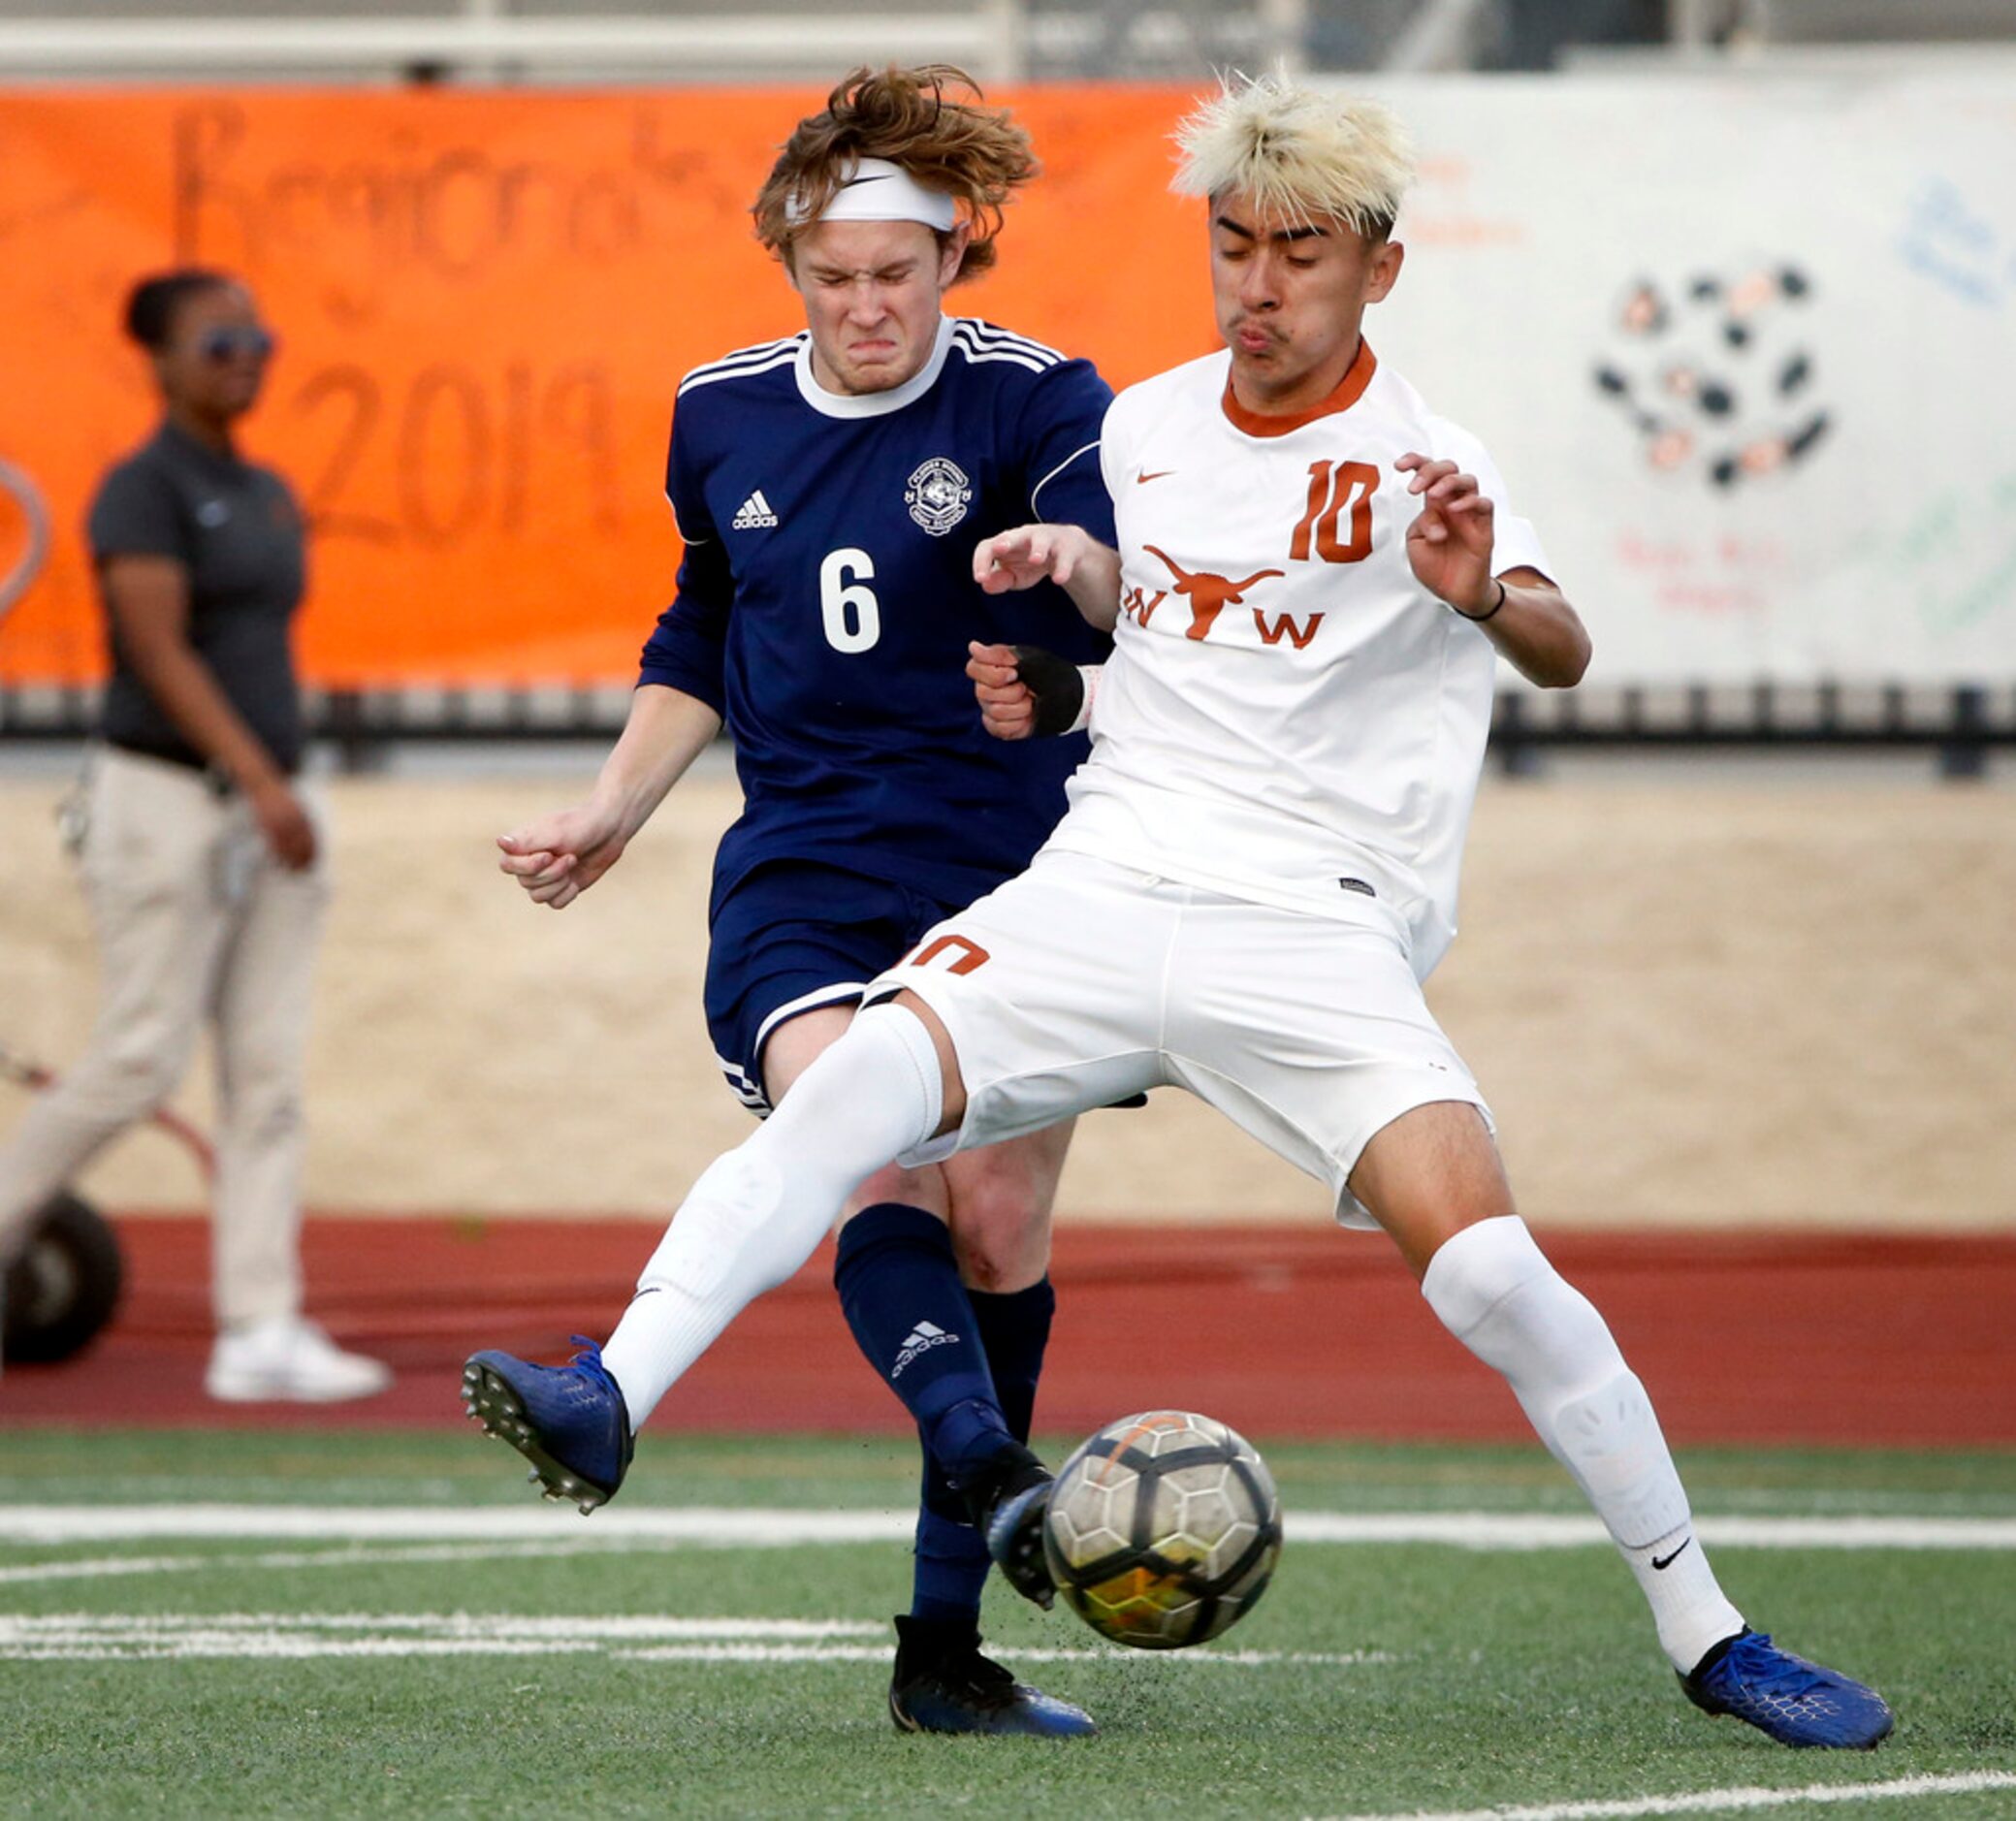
1042, 1410, 1282, 1650
1591, 260, 1827, 490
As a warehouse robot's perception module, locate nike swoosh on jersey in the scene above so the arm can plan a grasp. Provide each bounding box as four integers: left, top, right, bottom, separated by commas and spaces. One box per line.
1136, 469, 1176, 483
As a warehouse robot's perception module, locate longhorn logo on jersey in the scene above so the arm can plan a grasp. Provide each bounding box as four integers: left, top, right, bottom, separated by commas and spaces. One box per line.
1141, 545, 1287, 641
906, 457, 974, 536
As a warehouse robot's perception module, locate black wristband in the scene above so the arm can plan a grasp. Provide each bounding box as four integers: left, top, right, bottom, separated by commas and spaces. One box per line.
1456, 579, 1507, 623
1010, 645, 1087, 737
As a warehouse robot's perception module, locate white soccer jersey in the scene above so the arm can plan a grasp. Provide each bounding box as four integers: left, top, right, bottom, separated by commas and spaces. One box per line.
1044, 342, 1551, 977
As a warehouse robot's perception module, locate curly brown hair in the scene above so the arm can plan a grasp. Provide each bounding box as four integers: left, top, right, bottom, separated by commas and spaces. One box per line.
752, 65, 1038, 284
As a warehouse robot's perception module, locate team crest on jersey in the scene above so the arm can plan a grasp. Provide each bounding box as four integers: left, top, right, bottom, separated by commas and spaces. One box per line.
905, 457, 973, 536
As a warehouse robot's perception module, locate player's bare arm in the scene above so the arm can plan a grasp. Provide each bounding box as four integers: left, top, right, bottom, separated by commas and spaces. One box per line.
103, 553, 317, 869
1396, 452, 1591, 689
973, 524, 1123, 630
497, 683, 721, 909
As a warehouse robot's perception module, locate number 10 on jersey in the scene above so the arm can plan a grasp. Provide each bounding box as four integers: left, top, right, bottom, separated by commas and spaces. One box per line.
1290, 461, 1378, 564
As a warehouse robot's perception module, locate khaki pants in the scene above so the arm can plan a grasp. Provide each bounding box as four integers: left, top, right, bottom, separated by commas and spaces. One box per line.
0, 747, 330, 1329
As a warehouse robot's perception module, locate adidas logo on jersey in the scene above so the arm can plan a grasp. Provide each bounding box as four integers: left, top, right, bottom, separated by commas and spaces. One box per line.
731, 489, 780, 530
891, 1319, 959, 1379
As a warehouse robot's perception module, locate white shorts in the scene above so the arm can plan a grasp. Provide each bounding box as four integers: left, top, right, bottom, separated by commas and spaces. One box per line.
866, 850, 1490, 1229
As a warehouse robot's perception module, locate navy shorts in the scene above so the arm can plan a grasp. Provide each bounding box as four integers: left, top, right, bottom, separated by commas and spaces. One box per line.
703, 858, 971, 1116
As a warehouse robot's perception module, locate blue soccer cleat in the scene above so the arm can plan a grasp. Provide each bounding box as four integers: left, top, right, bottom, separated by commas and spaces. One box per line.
462, 1337, 633, 1514
1682, 1629, 1895, 1749
888, 1616, 1096, 1738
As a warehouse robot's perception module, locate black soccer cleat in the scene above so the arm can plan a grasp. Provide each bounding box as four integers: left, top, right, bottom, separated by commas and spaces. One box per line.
962, 1443, 1058, 1610
888, 1615, 1095, 1738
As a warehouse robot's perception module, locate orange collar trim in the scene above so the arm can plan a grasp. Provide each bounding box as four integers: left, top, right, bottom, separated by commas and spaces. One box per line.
1221, 340, 1378, 438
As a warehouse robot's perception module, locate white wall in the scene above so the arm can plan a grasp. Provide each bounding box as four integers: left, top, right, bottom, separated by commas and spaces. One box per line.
1332, 73, 2016, 687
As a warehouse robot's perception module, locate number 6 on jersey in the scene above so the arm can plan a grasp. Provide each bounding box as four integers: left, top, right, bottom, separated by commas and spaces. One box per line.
819, 547, 880, 654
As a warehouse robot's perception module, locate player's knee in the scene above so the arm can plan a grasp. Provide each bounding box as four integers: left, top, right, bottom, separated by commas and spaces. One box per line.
223, 1083, 303, 1147
1421, 1216, 1540, 1334
80, 1040, 189, 1121
1423, 1216, 1624, 1394
846, 1160, 949, 1222
946, 1176, 1049, 1292
949, 1236, 1020, 1294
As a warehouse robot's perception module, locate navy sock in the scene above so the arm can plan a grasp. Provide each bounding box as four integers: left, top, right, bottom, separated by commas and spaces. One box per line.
833, 1202, 1025, 1469
835, 1204, 1022, 1626
904, 1278, 1058, 1623
910, 1472, 991, 1625
968, 1277, 1056, 1447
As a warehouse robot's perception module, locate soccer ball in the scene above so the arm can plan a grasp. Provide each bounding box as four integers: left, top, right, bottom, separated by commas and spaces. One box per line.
1041, 1410, 1282, 1649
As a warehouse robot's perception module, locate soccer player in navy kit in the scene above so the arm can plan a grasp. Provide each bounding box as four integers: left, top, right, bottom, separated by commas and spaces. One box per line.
484, 67, 1109, 1736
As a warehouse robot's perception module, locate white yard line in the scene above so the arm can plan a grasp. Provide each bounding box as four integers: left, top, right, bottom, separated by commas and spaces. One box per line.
0, 1505, 906, 1545
611, 1645, 1392, 1667
3, 1506, 2014, 1549
0, 1536, 694, 1585
2, 1613, 880, 1639
1290, 1515, 2016, 1551
0, 1610, 1392, 1667
1310, 1770, 2016, 1821
1, 1508, 2010, 1592
0, 1552, 218, 1585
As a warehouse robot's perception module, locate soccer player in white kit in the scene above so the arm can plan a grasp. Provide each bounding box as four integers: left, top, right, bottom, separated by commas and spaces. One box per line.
466, 78, 1891, 1750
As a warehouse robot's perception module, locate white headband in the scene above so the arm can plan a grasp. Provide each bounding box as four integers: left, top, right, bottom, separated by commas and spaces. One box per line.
787, 157, 958, 232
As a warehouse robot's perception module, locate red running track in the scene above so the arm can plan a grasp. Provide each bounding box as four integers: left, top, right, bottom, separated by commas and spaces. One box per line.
2, 1217, 2012, 1446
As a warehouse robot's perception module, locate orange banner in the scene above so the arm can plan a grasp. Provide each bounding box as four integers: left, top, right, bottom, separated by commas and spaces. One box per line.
0, 85, 1215, 686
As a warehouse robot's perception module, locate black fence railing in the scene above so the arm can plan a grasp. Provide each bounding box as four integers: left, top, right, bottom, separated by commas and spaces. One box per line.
1488, 683, 2011, 778
1, 682, 2010, 778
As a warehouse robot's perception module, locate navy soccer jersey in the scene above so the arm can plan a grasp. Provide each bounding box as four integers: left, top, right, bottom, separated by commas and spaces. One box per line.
640, 316, 1116, 916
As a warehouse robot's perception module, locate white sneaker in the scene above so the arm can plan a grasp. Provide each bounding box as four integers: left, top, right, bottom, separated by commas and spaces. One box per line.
206, 1316, 393, 1403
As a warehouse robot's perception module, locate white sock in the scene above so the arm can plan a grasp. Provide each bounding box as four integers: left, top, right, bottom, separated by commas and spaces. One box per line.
1422, 1216, 1744, 1673
599, 1003, 944, 1430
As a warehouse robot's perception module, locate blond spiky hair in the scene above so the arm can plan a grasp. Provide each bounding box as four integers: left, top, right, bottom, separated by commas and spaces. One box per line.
1171, 77, 1415, 237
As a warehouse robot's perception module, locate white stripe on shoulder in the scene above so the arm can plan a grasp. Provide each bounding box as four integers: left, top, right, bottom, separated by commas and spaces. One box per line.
955, 320, 1065, 365
693, 334, 804, 373
1029, 439, 1103, 517
948, 336, 1049, 376
679, 337, 804, 395
679, 350, 800, 395
949, 327, 1060, 370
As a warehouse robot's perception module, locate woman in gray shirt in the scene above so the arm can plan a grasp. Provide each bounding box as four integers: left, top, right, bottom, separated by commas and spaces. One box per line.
0, 270, 388, 1402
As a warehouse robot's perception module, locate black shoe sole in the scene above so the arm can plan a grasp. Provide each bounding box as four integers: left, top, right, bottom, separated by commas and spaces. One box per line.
986, 1482, 1057, 1610
460, 1359, 614, 1515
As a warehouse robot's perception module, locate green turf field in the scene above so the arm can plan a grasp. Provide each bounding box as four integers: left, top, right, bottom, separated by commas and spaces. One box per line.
3, 1433, 2014, 1819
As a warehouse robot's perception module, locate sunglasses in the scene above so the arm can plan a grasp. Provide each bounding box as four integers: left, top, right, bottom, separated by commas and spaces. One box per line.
199, 327, 276, 362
